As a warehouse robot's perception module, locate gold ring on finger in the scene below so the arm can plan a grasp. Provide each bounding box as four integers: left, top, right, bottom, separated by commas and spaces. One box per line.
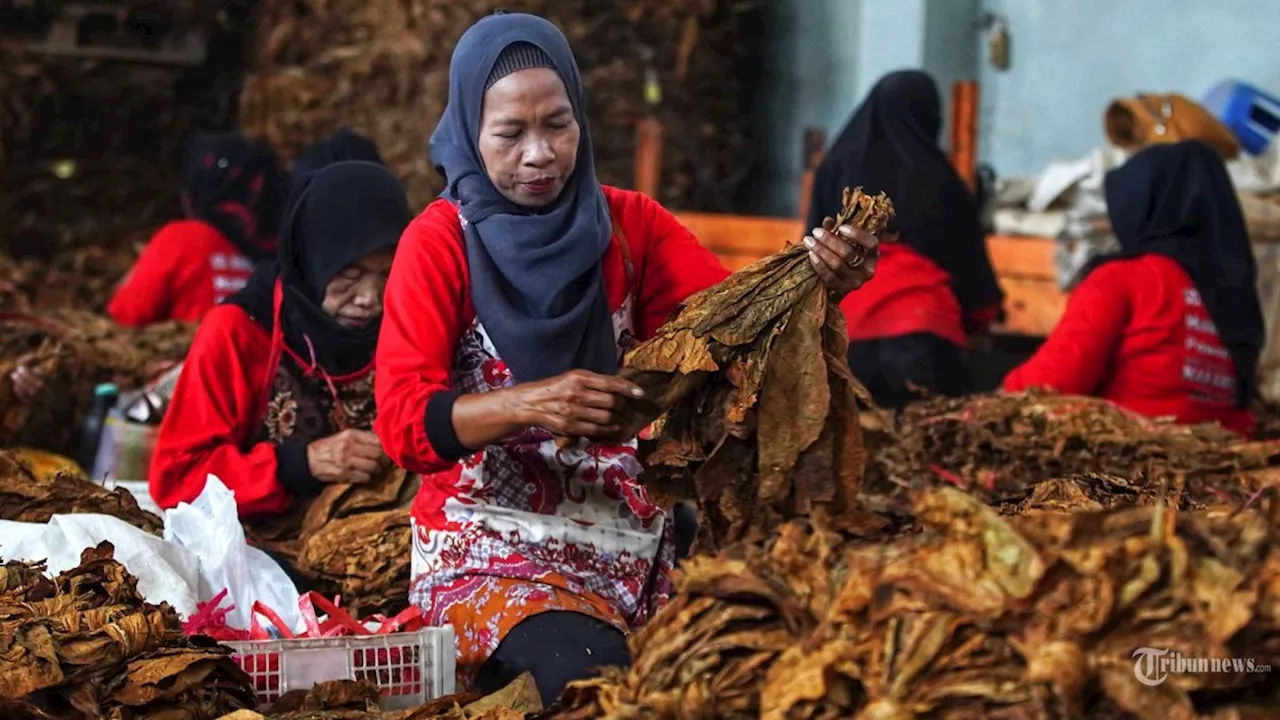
845, 248, 866, 270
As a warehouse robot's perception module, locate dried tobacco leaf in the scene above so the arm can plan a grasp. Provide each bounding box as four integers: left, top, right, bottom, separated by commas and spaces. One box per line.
248, 467, 416, 612
462, 672, 542, 715
864, 390, 1280, 519
551, 487, 1280, 720
607, 188, 893, 549
0, 451, 162, 534
267, 680, 381, 714
0, 312, 193, 453
0, 544, 255, 720
238, 1, 756, 211
295, 509, 412, 617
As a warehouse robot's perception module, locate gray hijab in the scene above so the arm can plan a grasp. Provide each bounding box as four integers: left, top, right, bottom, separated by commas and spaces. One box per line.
428, 12, 616, 384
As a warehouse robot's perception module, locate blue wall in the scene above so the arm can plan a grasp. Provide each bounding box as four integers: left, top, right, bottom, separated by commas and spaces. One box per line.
753, 0, 1280, 214
753, 0, 980, 216
753, 0, 863, 217
978, 0, 1280, 177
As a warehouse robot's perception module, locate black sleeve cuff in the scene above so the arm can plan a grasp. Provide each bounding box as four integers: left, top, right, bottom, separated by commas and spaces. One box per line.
275, 440, 322, 499
425, 390, 470, 462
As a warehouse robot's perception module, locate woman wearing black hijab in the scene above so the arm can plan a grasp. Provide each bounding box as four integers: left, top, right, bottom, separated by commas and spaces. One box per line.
809, 71, 1003, 408
1005, 140, 1261, 435
374, 12, 880, 702
150, 161, 412, 531
109, 132, 285, 326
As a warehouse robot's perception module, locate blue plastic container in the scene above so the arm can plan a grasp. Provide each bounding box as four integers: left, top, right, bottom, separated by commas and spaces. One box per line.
1202, 80, 1280, 156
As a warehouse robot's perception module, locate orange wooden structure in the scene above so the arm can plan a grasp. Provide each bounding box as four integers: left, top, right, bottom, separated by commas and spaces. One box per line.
949, 80, 979, 191
984, 235, 1067, 336
632, 81, 1065, 337
633, 117, 664, 199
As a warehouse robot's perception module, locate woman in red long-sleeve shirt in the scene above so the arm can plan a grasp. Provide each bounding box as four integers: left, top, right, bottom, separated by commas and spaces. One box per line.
808, 71, 1004, 408
374, 13, 880, 702
108, 133, 284, 326
150, 162, 412, 536
1004, 141, 1263, 435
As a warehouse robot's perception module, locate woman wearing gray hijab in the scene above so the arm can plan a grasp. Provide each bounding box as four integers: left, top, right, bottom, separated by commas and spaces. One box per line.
374, 12, 880, 702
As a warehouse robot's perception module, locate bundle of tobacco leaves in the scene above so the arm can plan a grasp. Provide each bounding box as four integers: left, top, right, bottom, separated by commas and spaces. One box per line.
864, 390, 1280, 517
606, 187, 892, 550
247, 469, 418, 615
0, 450, 162, 533
295, 509, 412, 618
0, 310, 193, 452
554, 486, 1280, 719
0, 542, 256, 720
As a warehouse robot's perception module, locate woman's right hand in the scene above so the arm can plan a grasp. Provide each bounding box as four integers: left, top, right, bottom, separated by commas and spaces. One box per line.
515, 369, 644, 439
306, 429, 389, 484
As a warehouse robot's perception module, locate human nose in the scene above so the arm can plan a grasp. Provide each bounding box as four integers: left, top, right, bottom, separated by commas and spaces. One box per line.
353, 278, 382, 309
522, 135, 554, 167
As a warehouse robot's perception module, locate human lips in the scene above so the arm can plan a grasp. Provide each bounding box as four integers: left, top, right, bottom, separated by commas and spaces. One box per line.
338, 312, 376, 327
520, 177, 557, 195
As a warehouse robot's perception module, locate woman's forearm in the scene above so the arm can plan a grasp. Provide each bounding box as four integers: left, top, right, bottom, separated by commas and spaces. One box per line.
451, 387, 534, 451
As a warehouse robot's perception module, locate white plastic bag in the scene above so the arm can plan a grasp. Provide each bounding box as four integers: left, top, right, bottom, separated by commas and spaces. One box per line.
163, 475, 301, 632
0, 514, 201, 616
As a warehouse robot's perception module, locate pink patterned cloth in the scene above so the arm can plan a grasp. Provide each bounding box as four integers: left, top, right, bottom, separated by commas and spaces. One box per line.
409, 264, 674, 689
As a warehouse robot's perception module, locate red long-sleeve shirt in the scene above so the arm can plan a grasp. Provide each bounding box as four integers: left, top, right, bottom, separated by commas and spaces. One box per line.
840, 243, 996, 346
1003, 253, 1254, 435
374, 186, 731, 475
108, 220, 256, 326
149, 298, 300, 516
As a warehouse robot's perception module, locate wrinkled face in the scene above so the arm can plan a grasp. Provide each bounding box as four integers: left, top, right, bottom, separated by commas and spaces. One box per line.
320, 249, 395, 328
477, 67, 580, 208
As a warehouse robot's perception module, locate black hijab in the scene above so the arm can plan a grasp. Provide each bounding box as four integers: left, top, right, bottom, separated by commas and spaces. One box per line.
227, 161, 412, 376
1086, 140, 1263, 405
183, 132, 285, 262
808, 71, 1003, 314
428, 12, 616, 384
292, 128, 386, 182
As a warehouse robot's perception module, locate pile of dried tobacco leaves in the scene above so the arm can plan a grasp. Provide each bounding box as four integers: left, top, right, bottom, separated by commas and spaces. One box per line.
863, 390, 1280, 516
0, 450, 162, 533
611, 188, 892, 550
239, 0, 758, 210
0, 310, 193, 452
555, 486, 1280, 720
248, 469, 418, 617
0, 542, 256, 720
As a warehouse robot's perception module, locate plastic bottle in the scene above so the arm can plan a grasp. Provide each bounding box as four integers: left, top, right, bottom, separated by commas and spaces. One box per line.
77, 383, 118, 477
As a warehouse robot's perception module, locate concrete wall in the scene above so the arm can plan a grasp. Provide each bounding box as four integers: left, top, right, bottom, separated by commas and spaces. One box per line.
752, 0, 980, 216
978, 0, 1280, 177
751, 0, 863, 216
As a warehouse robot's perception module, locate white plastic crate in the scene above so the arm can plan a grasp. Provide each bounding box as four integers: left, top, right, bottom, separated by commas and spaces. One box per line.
223, 626, 456, 709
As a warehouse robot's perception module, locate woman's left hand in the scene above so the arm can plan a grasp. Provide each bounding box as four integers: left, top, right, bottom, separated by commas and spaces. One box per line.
803, 217, 880, 300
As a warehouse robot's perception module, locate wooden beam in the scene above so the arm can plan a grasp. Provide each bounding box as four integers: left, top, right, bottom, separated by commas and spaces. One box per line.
633, 117, 664, 199
949, 80, 979, 191
672, 212, 804, 259
987, 234, 1057, 281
